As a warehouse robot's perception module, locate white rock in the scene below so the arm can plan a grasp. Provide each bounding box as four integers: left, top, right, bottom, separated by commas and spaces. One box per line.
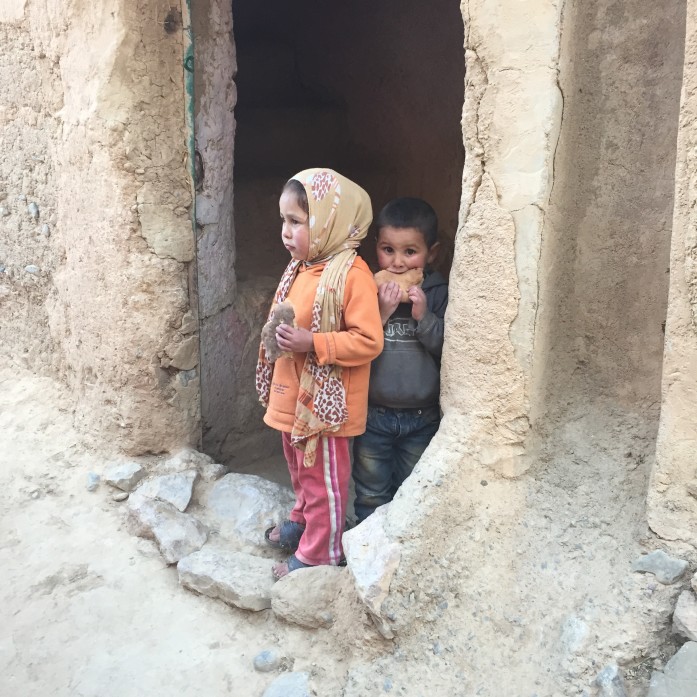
343, 506, 401, 639
271, 565, 344, 628
132, 470, 197, 512
262, 672, 310, 697
673, 590, 697, 641
595, 664, 628, 697
103, 461, 146, 492
161, 448, 214, 473
691, 571, 697, 594
201, 473, 295, 548
127, 498, 207, 564
648, 641, 697, 697
178, 546, 274, 612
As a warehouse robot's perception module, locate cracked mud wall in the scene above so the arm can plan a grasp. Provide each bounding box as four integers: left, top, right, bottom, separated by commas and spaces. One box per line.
440, 0, 565, 477
650, 0, 697, 546
364, 0, 690, 653
0, 1, 200, 454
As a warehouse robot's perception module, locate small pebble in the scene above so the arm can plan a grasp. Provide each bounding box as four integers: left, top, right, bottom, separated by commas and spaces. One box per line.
253, 650, 281, 673
480, 480, 488, 486
24, 265, 40, 275
383, 677, 393, 692
112, 491, 129, 502
41, 224, 50, 236
0, 207, 10, 217
86, 472, 100, 492
27, 202, 39, 219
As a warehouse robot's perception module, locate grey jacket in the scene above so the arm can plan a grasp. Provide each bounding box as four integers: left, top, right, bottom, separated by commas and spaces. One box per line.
368, 270, 448, 409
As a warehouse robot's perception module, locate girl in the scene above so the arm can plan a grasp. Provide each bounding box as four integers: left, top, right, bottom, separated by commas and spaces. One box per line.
256, 168, 383, 579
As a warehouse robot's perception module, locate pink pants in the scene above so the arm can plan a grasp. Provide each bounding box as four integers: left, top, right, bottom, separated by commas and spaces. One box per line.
282, 432, 350, 566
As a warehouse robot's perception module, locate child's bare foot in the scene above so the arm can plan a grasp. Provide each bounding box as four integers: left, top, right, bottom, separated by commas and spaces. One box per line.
272, 554, 313, 581
264, 520, 305, 552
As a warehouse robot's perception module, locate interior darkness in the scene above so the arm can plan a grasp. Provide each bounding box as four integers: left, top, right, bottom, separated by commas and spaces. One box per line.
232, 0, 465, 281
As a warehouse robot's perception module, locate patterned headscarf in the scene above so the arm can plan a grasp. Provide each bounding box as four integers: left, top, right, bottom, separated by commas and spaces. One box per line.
256, 169, 372, 466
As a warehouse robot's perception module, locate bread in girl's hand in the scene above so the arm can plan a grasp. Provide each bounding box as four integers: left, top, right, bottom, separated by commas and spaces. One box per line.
261, 300, 296, 362
374, 268, 424, 303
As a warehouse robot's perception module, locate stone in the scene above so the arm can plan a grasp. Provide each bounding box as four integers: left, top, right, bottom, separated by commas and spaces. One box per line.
687, 480, 697, 499
595, 664, 628, 697
561, 615, 589, 654
24, 265, 39, 275
161, 448, 225, 482
673, 590, 697, 641
103, 461, 146, 492
343, 506, 401, 639
691, 571, 697, 594
41, 223, 50, 236
201, 473, 295, 547
253, 650, 281, 673
631, 550, 688, 584
26, 202, 39, 219
199, 462, 226, 482
262, 672, 310, 697
162, 334, 198, 371
0, 206, 10, 217
127, 498, 207, 564
177, 547, 274, 612
86, 472, 100, 491
647, 642, 697, 697
132, 470, 197, 512
112, 491, 129, 502
271, 565, 344, 628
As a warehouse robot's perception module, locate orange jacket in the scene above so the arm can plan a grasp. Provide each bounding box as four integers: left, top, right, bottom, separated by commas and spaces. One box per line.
264, 256, 384, 436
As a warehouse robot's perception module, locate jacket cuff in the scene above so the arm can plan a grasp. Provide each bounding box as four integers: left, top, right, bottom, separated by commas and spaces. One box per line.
313, 332, 336, 365
416, 310, 437, 335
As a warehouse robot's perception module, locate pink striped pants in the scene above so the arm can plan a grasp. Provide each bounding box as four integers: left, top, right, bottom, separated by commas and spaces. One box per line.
282, 433, 350, 566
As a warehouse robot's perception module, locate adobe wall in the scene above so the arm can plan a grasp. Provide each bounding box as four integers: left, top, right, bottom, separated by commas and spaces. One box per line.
0, 1, 200, 454
649, 0, 697, 545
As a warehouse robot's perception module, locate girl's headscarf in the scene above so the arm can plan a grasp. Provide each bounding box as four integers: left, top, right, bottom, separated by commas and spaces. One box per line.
255, 169, 373, 466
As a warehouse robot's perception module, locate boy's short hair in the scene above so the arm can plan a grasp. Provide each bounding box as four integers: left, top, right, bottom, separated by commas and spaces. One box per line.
376, 197, 438, 248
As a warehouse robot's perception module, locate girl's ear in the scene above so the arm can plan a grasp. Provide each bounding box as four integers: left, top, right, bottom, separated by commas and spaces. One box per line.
427, 241, 441, 264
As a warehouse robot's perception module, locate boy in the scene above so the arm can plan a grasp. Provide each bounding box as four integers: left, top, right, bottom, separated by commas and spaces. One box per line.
352, 197, 448, 523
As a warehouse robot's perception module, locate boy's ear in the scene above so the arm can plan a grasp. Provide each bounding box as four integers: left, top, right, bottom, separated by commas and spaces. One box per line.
426, 241, 441, 264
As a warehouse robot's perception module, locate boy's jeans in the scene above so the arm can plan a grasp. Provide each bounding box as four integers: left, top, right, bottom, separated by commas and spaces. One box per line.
353, 405, 440, 523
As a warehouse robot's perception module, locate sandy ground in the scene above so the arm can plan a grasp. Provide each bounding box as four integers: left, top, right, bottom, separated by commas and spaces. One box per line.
0, 368, 354, 697
2, 366, 689, 697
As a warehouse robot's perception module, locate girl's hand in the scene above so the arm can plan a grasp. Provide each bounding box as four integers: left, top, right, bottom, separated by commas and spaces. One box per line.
378, 281, 402, 325
276, 324, 314, 353
408, 286, 427, 321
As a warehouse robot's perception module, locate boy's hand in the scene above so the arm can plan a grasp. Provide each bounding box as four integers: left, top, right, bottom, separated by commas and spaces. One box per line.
276, 324, 314, 353
378, 282, 402, 325
408, 286, 427, 321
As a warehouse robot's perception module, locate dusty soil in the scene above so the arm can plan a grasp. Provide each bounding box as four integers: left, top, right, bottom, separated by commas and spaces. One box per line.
0, 368, 354, 696
2, 366, 691, 697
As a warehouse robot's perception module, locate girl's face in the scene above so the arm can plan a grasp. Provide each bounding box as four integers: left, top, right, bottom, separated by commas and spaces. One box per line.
279, 190, 310, 261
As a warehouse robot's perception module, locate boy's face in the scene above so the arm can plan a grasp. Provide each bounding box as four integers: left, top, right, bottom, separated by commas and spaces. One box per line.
279, 190, 310, 261
376, 226, 438, 273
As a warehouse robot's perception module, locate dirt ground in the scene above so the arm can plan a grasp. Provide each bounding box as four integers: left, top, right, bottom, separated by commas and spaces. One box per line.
0, 367, 357, 696
1, 366, 690, 697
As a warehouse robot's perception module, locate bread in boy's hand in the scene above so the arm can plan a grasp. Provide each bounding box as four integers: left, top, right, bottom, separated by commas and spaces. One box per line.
261, 300, 296, 362
374, 268, 424, 303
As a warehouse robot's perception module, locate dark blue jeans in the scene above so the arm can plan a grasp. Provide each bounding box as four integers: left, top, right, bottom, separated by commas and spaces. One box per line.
353, 405, 441, 522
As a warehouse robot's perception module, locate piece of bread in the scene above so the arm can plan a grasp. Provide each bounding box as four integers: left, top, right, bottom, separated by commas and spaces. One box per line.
374, 268, 424, 303
261, 300, 296, 362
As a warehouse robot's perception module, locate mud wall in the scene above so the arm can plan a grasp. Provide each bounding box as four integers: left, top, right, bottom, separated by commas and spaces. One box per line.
649, 0, 697, 545
366, 0, 692, 648
535, 0, 685, 415
0, 1, 200, 454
